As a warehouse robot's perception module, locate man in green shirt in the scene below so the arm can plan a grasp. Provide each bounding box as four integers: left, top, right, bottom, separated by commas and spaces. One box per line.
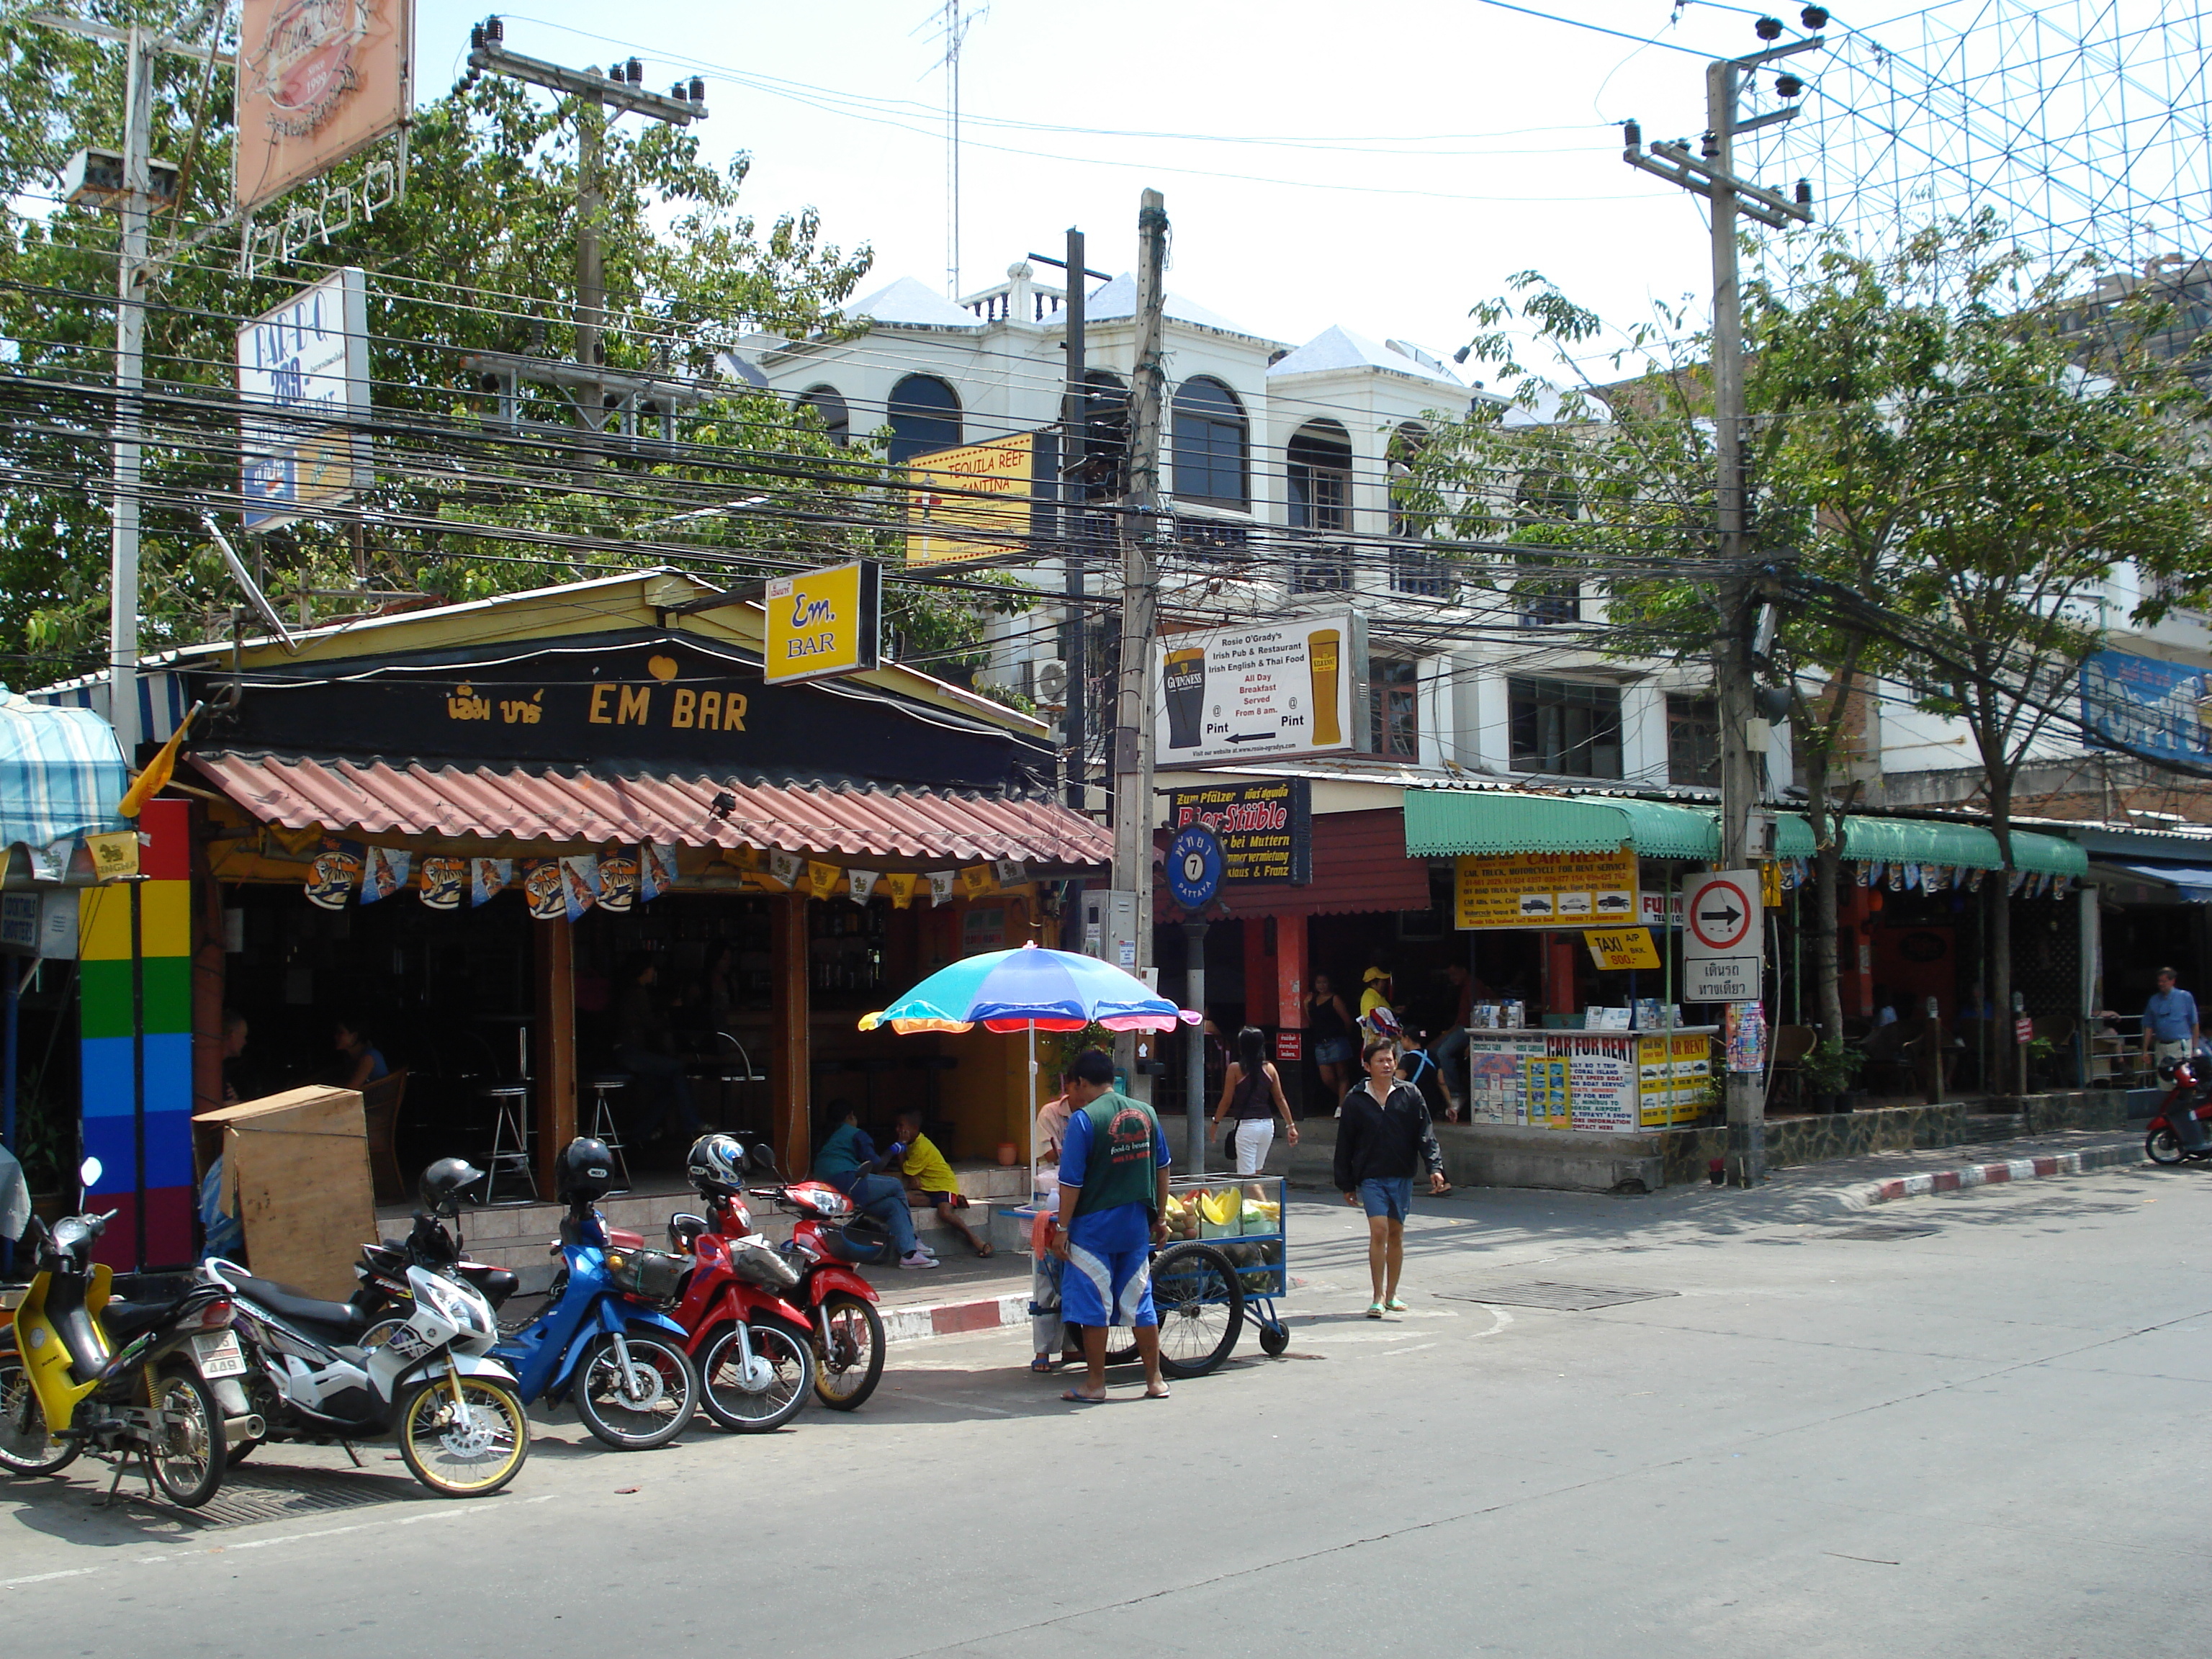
1048, 1051, 1173, 1403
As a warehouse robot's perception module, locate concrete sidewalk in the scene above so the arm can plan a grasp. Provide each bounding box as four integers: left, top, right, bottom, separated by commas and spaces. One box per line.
1755, 1127, 2146, 1210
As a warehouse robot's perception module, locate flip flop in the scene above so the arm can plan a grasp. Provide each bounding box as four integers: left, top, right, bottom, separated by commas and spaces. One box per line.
1061, 1389, 1109, 1404
1143, 1385, 1171, 1400
974, 1241, 995, 1258
1030, 1356, 1056, 1373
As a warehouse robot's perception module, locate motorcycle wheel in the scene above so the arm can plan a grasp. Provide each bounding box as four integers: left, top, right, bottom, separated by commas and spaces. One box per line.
0, 1347, 78, 1475
574, 1332, 697, 1449
397, 1375, 530, 1498
700, 1322, 814, 1433
144, 1367, 225, 1509
2148, 1127, 2184, 1165
811, 1292, 885, 1411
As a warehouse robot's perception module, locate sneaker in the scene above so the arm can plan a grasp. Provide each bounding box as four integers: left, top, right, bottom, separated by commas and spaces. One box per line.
1385, 1297, 1409, 1313
900, 1251, 941, 1269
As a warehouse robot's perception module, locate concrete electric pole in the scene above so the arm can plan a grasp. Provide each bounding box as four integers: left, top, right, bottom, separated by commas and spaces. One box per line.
1624, 24, 1819, 1184
1111, 189, 1169, 1102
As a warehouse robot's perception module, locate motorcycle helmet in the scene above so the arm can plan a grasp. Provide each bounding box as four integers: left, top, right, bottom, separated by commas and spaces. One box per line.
556, 1136, 618, 1201
685, 1132, 748, 1197
418, 1156, 486, 1218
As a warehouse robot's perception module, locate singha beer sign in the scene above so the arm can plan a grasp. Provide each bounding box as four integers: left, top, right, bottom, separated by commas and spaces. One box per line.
235, 0, 414, 214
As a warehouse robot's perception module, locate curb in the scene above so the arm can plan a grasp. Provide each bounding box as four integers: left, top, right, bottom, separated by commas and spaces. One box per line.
1838, 1144, 2140, 1210
881, 1292, 1029, 1346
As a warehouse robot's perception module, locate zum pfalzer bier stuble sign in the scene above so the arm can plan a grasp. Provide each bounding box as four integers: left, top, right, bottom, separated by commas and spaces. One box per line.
207, 636, 1046, 793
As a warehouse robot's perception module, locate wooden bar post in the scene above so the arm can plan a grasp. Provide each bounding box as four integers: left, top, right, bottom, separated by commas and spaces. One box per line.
533, 917, 577, 1196
770, 892, 811, 1175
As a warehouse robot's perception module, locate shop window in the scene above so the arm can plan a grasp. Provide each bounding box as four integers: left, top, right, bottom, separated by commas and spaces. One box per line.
1666, 693, 1721, 787
887, 374, 962, 464
1287, 421, 1352, 534
1372, 658, 1419, 759
1509, 676, 1622, 778
1171, 376, 1248, 508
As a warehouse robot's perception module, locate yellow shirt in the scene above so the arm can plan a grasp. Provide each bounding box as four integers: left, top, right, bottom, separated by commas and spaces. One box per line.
900, 1133, 960, 1195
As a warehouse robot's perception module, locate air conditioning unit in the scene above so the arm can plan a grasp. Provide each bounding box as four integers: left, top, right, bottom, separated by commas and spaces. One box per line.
1031, 658, 1069, 706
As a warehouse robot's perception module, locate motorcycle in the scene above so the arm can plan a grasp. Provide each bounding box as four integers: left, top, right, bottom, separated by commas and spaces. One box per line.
349, 1157, 521, 1334
202, 1250, 530, 1499
2146, 1053, 2212, 1164
490, 1137, 700, 1449
745, 1148, 888, 1412
0, 1160, 252, 1508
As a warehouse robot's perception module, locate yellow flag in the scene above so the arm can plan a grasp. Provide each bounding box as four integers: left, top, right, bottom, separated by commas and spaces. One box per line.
117, 703, 201, 819
806, 860, 842, 897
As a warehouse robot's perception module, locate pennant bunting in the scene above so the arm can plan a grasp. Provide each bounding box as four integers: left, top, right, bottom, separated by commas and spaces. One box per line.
927, 871, 957, 905
806, 860, 841, 898
559, 854, 601, 920
598, 852, 639, 913
642, 844, 679, 901
521, 859, 566, 920
958, 864, 996, 898
360, 846, 411, 904
305, 848, 361, 911
419, 855, 467, 910
470, 858, 513, 907
768, 850, 803, 890
848, 869, 879, 902
884, 872, 918, 909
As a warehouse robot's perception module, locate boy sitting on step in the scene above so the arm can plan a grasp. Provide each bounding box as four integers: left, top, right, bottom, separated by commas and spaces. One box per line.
892, 1107, 993, 1257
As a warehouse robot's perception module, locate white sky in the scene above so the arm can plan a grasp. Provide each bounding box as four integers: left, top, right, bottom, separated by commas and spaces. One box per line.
417, 0, 1800, 371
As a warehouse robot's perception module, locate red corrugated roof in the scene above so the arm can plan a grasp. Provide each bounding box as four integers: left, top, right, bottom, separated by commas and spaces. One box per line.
192, 750, 1112, 868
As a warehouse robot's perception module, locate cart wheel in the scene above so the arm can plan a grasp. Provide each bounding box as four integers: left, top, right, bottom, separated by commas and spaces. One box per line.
1151, 1242, 1244, 1378
1258, 1321, 1290, 1357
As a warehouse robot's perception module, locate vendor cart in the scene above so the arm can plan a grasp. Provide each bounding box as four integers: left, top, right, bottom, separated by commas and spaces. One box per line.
1099, 1173, 1290, 1377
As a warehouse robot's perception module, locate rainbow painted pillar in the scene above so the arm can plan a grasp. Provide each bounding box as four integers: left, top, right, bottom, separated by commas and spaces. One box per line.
78, 797, 194, 1267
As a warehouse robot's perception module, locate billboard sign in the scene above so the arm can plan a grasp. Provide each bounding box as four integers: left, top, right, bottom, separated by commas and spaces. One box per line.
904, 433, 1038, 567
2080, 648, 2212, 766
762, 560, 881, 685
1154, 611, 1367, 766
235, 0, 415, 214
1166, 778, 1312, 885
1453, 849, 1637, 930
238, 266, 370, 529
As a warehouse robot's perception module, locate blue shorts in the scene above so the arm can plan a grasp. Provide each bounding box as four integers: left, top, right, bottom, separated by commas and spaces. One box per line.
1359, 1177, 1413, 1221
1315, 1038, 1357, 1066
1059, 1240, 1157, 1328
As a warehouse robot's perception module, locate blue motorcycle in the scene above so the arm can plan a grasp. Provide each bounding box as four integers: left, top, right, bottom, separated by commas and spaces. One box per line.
492, 1142, 699, 1449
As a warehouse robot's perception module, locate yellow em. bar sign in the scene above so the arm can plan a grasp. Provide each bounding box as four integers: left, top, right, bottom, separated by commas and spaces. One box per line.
763, 559, 881, 685
1585, 927, 1662, 971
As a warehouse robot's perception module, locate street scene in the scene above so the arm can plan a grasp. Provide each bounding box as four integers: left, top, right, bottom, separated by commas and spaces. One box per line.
5, 1, 2212, 1653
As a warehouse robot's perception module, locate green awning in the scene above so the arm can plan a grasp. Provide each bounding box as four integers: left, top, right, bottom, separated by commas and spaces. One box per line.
1772, 812, 2085, 875
1402, 791, 1718, 860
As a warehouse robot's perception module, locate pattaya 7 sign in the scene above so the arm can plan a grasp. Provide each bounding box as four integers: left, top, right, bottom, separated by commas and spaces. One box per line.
763, 560, 881, 684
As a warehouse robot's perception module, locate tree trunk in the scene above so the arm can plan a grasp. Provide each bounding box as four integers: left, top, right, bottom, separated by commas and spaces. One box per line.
1988, 775, 2015, 1100
1802, 746, 1846, 1044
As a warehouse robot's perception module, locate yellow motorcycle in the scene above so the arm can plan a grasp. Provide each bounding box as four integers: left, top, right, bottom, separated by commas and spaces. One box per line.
1, 1162, 256, 1508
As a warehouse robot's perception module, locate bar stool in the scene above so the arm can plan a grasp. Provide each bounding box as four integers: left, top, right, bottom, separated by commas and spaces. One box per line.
585, 1071, 633, 1190
481, 1083, 536, 1202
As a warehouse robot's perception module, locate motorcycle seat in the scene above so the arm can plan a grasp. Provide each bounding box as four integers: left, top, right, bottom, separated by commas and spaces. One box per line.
101, 1298, 180, 1343
233, 1274, 368, 1338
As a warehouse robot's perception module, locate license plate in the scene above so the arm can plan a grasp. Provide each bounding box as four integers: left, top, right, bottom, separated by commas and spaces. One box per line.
191, 1331, 247, 1379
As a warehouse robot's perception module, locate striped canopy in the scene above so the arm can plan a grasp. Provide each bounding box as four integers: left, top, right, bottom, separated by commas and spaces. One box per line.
859, 941, 1198, 1035
0, 691, 125, 852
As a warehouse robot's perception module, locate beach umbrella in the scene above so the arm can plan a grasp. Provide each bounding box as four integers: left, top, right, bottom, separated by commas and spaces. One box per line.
860, 941, 1197, 1195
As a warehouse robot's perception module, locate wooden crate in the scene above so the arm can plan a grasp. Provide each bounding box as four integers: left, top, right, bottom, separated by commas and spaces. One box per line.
193, 1086, 375, 1300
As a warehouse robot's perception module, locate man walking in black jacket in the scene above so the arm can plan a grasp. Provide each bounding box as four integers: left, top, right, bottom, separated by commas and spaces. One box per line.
1333, 1038, 1449, 1317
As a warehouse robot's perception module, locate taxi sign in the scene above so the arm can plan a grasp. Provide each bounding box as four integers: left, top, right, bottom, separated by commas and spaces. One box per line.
1585, 927, 1661, 971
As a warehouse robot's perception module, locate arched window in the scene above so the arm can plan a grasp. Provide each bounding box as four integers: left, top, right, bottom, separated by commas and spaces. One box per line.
1172, 376, 1247, 508
887, 374, 962, 464
796, 385, 850, 447
1287, 419, 1354, 591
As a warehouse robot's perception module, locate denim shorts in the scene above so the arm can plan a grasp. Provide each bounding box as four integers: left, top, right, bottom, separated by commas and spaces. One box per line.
1359, 1177, 1413, 1221
1314, 1037, 1357, 1066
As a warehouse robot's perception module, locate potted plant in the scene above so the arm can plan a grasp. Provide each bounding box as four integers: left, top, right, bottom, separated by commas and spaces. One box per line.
1800, 1040, 1864, 1113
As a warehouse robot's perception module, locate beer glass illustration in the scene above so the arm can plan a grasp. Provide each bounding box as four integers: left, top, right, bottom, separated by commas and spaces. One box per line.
1307, 628, 1341, 746
1164, 647, 1207, 748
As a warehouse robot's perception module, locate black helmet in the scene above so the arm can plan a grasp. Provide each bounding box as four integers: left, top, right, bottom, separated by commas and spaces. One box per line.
418, 1156, 486, 1218
685, 1132, 747, 1197
557, 1136, 619, 1200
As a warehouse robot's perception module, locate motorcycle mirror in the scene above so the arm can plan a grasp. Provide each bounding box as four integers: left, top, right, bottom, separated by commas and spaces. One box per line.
747, 1145, 778, 1176
78, 1156, 102, 1187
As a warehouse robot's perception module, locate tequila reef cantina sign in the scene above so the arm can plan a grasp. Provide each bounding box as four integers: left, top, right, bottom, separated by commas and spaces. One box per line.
210, 638, 1046, 791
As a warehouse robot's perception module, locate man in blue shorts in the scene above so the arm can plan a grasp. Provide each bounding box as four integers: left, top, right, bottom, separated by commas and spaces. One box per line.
1334, 1038, 1449, 1318
1048, 1049, 1173, 1403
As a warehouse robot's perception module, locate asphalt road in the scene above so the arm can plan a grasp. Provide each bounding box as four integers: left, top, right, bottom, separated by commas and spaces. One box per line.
5, 1161, 2207, 1658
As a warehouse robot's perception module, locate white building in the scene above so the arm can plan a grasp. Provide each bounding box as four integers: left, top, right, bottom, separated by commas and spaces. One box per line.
734, 261, 1755, 799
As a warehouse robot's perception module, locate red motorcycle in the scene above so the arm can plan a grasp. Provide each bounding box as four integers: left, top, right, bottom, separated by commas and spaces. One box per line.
601, 1138, 817, 1432
745, 1153, 888, 1412
2146, 1053, 2212, 1164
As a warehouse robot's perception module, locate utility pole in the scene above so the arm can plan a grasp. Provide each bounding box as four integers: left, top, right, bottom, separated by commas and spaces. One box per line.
105, 26, 156, 760
1061, 226, 1089, 814
1111, 189, 1169, 1102
1624, 22, 1818, 1185
466, 19, 708, 440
